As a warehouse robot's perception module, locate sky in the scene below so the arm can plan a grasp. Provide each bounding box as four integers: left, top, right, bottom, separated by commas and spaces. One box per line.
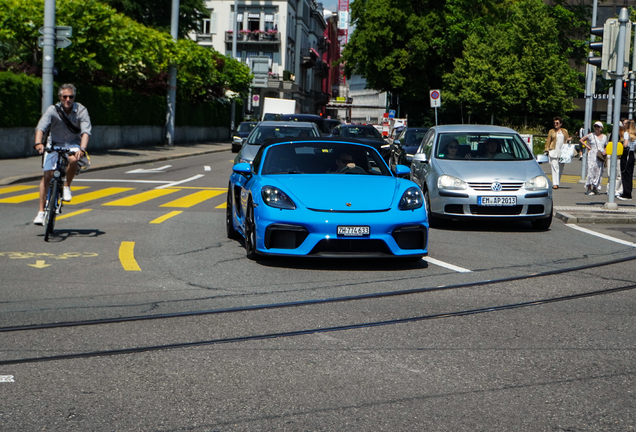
321, 1, 339, 12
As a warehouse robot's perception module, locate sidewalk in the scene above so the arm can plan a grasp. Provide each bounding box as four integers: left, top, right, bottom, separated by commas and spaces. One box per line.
0, 142, 231, 186
1, 144, 634, 224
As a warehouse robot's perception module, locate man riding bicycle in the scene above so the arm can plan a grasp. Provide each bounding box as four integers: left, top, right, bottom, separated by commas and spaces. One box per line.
33, 83, 92, 225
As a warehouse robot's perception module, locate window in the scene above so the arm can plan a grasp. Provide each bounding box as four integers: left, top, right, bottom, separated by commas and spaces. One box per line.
201, 19, 211, 35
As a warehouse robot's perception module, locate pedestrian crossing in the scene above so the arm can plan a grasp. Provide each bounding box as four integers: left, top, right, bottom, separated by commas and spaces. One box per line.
0, 185, 228, 209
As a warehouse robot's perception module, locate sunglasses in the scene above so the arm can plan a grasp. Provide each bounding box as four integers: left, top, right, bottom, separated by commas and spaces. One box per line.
61, 95, 75, 99
340, 158, 353, 163
447, 145, 458, 149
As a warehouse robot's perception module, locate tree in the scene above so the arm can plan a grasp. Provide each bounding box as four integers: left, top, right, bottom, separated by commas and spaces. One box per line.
99, 0, 208, 39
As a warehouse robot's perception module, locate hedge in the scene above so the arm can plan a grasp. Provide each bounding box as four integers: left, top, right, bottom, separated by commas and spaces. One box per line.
0, 72, 242, 128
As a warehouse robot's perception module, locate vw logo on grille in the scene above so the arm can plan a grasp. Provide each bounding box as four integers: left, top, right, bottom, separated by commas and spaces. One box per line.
491, 182, 503, 192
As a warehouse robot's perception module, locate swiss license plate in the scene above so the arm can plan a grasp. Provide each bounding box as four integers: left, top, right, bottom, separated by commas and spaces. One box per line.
337, 226, 370, 236
478, 196, 517, 206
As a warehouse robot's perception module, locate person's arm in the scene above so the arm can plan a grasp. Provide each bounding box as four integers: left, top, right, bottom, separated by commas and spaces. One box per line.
34, 130, 45, 154
580, 134, 591, 150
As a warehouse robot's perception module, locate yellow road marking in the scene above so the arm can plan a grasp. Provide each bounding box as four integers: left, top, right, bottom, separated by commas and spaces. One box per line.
119, 241, 141, 271
28, 260, 50, 269
215, 202, 227, 209
0, 186, 38, 195
150, 211, 183, 224
164, 187, 226, 190
56, 209, 92, 220
67, 187, 133, 205
160, 190, 225, 208
0, 186, 89, 203
103, 189, 177, 207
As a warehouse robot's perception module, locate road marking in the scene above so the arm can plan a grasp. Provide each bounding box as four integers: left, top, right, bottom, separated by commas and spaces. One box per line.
423, 257, 472, 273
568, 224, 636, 248
0, 185, 38, 195
0, 186, 88, 204
150, 211, 183, 224
0, 375, 15, 383
103, 189, 178, 206
119, 242, 141, 271
160, 190, 225, 208
56, 209, 92, 220
0, 252, 98, 260
67, 187, 133, 205
74, 179, 172, 184
156, 174, 205, 189
204, 166, 211, 171
216, 201, 227, 209
126, 165, 172, 174
28, 260, 50, 269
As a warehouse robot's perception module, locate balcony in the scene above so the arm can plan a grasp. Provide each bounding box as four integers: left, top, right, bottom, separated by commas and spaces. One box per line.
301, 47, 319, 69
225, 31, 280, 44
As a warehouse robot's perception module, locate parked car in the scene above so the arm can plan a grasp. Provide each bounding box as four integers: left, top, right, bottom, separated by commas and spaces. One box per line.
409, 125, 552, 229
227, 139, 428, 260
232, 121, 258, 153
332, 124, 388, 155
389, 127, 429, 167
234, 121, 321, 164
280, 114, 332, 136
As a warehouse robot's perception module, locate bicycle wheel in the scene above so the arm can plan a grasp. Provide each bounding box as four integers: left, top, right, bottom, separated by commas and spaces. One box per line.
44, 180, 59, 242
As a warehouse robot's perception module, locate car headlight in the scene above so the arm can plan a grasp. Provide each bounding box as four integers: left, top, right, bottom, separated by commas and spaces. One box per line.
525, 175, 549, 191
399, 187, 423, 210
262, 186, 296, 209
438, 175, 467, 190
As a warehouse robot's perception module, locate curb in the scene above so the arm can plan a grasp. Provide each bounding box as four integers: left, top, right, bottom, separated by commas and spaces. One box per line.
555, 211, 636, 224
0, 146, 230, 186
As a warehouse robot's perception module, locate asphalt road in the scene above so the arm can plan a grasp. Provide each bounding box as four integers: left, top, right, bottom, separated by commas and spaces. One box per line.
1, 151, 635, 431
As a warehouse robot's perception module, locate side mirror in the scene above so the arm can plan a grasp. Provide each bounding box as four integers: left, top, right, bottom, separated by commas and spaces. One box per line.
232, 162, 251, 174
535, 154, 549, 164
394, 165, 410, 176
412, 153, 428, 163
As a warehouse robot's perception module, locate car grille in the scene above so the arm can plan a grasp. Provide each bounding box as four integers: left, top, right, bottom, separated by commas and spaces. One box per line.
265, 224, 309, 249
469, 205, 523, 215
392, 225, 427, 250
444, 204, 465, 214
468, 182, 524, 191
309, 239, 392, 256
527, 204, 545, 215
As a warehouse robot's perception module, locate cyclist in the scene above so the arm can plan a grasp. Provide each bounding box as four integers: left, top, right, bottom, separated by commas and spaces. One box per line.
33, 84, 92, 225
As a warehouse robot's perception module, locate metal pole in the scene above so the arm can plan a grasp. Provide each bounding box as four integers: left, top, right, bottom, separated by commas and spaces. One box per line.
582, 0, 599, 181
606, 8, 630, 208
629, 23, 636, 120
230, 0, 238, 135
41, 0, 56, 114
165, 0, 180, 146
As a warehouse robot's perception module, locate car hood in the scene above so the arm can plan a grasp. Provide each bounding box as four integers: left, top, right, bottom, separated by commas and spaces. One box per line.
434, 158, 543, 182
265, 175, 398, 211
345, 137, 385, 149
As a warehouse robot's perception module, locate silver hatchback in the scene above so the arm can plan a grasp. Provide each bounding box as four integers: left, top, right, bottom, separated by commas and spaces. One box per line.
410, 125, 552, 229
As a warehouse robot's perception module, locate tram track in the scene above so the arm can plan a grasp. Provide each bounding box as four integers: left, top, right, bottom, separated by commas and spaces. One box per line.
1, 255, 635, 366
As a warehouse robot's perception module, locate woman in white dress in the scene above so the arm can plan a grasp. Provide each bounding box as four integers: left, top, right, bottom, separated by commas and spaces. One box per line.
580, 121, 608, 195
543, 116, 571, 189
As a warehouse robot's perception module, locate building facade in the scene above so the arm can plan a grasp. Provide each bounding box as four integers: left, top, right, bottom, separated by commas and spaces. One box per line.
192, 1, 338, 119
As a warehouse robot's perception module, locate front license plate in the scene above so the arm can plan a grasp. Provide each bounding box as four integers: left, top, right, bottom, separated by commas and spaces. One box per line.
337, 226, 370, 236
478, 196, 517, 206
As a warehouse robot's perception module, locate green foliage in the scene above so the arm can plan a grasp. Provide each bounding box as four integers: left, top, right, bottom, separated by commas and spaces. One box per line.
100, 0, 208, 39
0, 0, 252, 101
0, 72, 42, 127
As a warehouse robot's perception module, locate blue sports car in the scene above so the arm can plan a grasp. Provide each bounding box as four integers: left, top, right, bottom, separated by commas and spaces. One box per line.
226, 139, 429, 260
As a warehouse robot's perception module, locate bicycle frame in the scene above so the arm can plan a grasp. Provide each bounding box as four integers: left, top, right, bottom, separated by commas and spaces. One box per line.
43, 147, 71, 242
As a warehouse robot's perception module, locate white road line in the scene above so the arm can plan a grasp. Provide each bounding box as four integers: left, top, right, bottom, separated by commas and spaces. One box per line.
74, 179, 171, 184
568, 224, 636, 248
156, 174, 205, 189
204, 166, 211, 171
424, 257, 472, 273
0, 375, 15, 383
126, 165, 172, 174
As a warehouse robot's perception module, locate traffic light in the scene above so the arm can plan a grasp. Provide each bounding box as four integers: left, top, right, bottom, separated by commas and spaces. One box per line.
588, 18, 631, 79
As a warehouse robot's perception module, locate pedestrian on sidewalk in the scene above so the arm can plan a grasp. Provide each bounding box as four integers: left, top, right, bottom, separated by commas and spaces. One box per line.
544, 116, 570, 189
32, 83, 92, 225
619, 119, 635, 200
580, 121, 607, 196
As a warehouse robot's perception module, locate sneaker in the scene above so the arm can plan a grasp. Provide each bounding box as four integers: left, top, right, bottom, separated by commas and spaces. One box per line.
63, 186, 72, 202
33, 211, 45, 225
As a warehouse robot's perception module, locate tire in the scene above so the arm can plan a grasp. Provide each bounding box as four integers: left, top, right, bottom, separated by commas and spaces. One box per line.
44, 181, 59, 242
244, 201, 259, 260
531, 210, 553, 230
226, 187, 240, 239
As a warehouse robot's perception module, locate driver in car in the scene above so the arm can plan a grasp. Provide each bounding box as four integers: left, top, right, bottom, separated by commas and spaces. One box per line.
335, 152, 355, 172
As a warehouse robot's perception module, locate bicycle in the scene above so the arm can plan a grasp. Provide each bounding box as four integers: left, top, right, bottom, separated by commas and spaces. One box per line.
43, 147, 74, 242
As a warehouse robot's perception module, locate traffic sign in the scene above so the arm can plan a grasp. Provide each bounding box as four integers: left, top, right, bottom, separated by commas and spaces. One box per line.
252, 95, 260, 107
430, 90, 441, 108
389, 110, 395, 119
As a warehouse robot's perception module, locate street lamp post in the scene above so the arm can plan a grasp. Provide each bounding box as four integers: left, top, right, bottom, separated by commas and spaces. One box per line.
165, 0, 180, 146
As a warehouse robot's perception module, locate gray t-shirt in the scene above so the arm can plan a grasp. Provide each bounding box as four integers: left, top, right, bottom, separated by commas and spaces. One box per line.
36, 102, 92, 146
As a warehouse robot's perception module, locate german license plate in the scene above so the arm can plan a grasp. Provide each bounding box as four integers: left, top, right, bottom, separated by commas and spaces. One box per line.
478, 196, 516, 206
337, 226, 370, 236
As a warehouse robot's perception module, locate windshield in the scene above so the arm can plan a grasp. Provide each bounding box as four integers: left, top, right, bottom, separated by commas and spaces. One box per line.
260, 142, 391, 176
247, 126, 319, 145
341, 126, 383, 139
402, 130, 427, 146
238, 122, 257, 133
435, 133, 533, 160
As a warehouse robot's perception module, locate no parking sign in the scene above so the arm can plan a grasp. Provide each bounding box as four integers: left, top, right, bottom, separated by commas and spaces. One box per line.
430, 90, 441, 108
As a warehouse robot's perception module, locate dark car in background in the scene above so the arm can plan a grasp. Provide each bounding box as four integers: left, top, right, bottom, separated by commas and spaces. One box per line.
389, 127, 429, 167
232, 121, 259, 152
280, 114, 332, 136
325, 118, 341, 134
332, 124, 388, 157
